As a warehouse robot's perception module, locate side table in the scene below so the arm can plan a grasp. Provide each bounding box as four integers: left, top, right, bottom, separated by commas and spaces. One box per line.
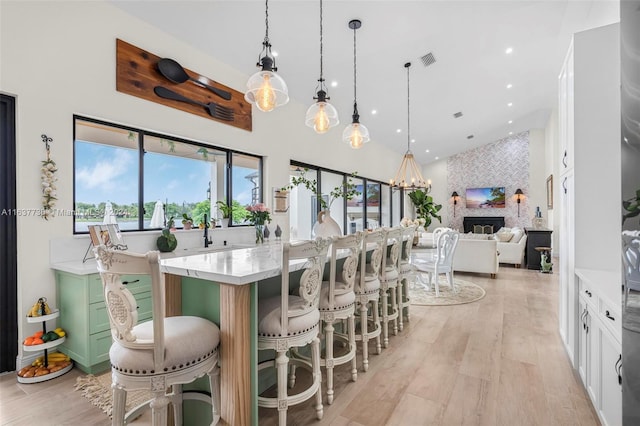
525, 228, 553, 270
534, 246, 553, 273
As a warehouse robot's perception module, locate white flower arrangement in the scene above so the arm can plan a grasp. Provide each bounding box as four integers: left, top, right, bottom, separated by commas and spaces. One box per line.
400, 217, 426, 227
41, 157, 58, 220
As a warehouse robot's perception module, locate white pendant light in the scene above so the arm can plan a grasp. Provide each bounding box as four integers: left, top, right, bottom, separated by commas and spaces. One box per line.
342, 19, 370, 149
245, 0, 289, 112
390, 62, 430, 190
305, 0, 339, 134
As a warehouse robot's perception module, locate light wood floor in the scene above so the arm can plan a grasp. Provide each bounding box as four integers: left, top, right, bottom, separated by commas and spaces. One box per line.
0, 266, 599, 425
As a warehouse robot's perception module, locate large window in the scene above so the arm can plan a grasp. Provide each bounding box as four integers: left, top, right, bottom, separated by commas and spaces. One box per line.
73, 116, 262, 233
288, 161, 392, 239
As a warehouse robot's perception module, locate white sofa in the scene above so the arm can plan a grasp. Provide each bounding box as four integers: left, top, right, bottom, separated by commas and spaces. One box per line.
453, 237, 499, 278
416, 227, 528, 277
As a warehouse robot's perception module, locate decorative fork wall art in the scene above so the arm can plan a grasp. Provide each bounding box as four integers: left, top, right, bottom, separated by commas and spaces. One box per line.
116, 39, 252, 131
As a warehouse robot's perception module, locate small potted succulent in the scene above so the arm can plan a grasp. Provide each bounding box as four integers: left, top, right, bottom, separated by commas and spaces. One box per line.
181, 213, 194, 230
156, 225, 177, 252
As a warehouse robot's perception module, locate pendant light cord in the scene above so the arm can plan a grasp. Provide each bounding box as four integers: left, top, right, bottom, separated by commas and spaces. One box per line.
264, 0, 270, 43
319, 0, 324, 83
406, 63, 411, 152
353, 23, 358, 113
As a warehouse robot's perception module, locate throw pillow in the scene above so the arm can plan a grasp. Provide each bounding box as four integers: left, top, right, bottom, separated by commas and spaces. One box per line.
496, 232, 513, 242
511, 228, 524, 244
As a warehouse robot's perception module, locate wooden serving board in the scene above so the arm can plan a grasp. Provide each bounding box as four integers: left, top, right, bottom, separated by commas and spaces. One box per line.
116, 39, 252, 132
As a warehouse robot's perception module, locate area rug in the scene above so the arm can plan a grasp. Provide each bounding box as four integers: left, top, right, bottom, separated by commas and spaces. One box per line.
409, 277, 486, 306
75, 372, 150, 418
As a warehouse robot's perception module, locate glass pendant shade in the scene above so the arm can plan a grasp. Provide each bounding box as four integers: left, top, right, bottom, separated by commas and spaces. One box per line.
342, 120, 370, 149
245, 70, 289, 112
305, 100, 339, 134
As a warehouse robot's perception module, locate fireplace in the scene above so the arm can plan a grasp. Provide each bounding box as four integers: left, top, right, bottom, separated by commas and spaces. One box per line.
463, 216, 505, 233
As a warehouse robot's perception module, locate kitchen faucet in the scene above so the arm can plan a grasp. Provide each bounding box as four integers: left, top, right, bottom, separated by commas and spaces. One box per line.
203, 213, 212, 247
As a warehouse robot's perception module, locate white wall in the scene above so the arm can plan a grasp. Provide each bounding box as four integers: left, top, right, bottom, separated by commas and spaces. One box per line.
422, 159, 448, 231
545, 106, 560, 253
1, 1, 402, 351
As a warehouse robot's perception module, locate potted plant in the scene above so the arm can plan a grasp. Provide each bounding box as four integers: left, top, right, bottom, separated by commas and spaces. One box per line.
167, 216, 176, 231
181, 213, 194, 230
283, 169, 360, 237
216, 200, 233, 228
407, 189, 442, 228
156, 226, 177, 252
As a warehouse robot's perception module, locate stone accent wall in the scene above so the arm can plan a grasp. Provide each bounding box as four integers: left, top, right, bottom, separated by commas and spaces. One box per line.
447, 131, 530, 231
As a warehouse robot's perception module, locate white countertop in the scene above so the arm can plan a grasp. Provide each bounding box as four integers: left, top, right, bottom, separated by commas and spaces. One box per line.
160, 242, 309, 285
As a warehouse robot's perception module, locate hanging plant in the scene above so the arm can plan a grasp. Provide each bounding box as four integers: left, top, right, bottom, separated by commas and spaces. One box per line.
40, 135, 58, 220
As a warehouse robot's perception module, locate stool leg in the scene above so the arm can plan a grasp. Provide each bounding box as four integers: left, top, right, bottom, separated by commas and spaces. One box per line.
311, 336, 324, 420
397, 279, 404, 332
112, 383, 126, 426
381, 287, 389, 348
349, 314, 357, 381
173, 384, 183, 426
391, 283, 399, 336
208, 364, 221, 426
150, 391, 170, 426
324, 319, 335, 405
372, 299, 382, 354
360, 302, 370, 372
276, 350, 289, 426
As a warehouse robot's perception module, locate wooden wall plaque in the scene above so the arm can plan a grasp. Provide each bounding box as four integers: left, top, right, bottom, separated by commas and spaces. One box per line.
116, 39, 252, 132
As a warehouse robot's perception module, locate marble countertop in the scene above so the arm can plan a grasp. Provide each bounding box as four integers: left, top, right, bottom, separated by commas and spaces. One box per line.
160, 242, 309, 285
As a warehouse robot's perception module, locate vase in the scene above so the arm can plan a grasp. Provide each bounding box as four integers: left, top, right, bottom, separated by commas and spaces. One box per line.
219, 218, 229, 228
312, 210, 342, 238
255, 224, 264, 244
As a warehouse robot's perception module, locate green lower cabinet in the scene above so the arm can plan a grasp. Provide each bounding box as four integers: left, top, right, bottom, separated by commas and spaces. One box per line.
55, 270, 151, 374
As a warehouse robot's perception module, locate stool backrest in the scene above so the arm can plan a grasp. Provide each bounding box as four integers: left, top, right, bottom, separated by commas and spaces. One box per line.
280, 238, 330, 335
326, 232, 363, 309
357, 228, 386, 292
93, 245, 165, 370
381, 227, 402, 280
401, 225, 417, 262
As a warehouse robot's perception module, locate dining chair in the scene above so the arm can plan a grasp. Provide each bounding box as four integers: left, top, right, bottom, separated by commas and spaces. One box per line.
257, 238, 330, 425
353, 228, 385, 371
93, 245, 220, 426
379, 227, 402, 348
317, 232, 363, 404
398, 225, 417, 328
623, 231, 640, 309
415, 230, 460, 297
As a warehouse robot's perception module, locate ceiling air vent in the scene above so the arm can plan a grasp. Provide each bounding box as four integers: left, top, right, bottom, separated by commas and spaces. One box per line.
453, 112, 463, 118
467, 135, 474, 139
420, 52, 436, 67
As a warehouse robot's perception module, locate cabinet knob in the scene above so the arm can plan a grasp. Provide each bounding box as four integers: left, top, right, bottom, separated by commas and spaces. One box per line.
584, 290, 592, 297
562, 177, 567, 194
616, 354, 622, 385
562, 150, 568, 168
122, 279, 140, 285
605, 310, 615, 321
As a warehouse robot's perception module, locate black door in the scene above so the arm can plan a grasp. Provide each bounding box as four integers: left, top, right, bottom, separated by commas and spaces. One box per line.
0, 94, 18, 373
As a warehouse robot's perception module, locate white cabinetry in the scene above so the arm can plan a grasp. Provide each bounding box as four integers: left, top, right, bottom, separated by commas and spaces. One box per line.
557, 23, 621, 370
576, 270, 622, 426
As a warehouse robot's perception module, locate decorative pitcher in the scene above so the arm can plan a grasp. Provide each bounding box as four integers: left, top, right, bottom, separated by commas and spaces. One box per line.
312, 210, 342, 238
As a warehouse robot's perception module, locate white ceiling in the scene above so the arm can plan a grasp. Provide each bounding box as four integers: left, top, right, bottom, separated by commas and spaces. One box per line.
110, 0, 619, 164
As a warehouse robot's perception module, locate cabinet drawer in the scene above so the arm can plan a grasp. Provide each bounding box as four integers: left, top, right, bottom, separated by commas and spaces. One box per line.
89, 274, 151, 304
89, 292, 153, 334
578, 278, 597, 309
90, 329, 113, 366
598, 296, 622, 344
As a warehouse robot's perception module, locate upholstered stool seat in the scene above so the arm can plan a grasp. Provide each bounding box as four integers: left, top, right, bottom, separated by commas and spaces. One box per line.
319, 281, 356, 311
258, 296, 320, 337
110, 316, 219, 375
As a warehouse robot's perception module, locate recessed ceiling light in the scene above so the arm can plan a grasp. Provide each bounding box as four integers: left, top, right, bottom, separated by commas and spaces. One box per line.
509, 132, 513, 135
396, 129, 402, 133
624, 137, 629, 143
272, 50, 279, 57
331, 81, 338, 87
508, 120, 513, 124
425, 149, 430, 153
505, 47, 513, 54
435, 157, 439, 160
371, 109, 377, 115
507, 102, 513, 107
411, 138, 416, 143
506, 83, 513, 89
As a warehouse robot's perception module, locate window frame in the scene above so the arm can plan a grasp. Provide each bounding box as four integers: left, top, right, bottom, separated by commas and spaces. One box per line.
73, 115, 263, 234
